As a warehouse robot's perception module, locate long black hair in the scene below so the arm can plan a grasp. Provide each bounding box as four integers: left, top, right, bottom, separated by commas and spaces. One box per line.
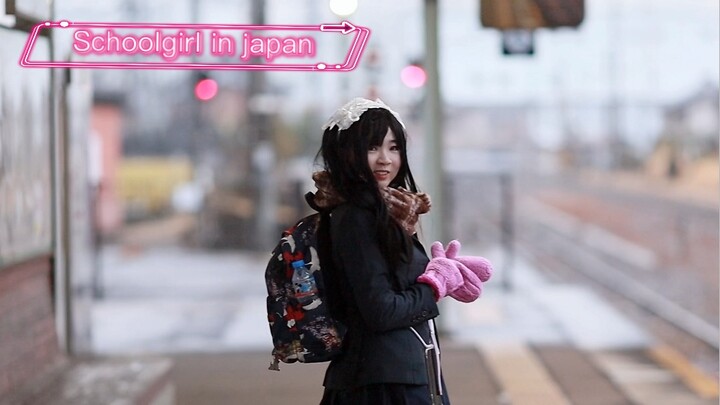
316, 107, 419, 267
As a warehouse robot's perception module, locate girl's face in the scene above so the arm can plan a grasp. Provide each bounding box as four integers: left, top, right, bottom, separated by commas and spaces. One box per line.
367, 129, 401, 189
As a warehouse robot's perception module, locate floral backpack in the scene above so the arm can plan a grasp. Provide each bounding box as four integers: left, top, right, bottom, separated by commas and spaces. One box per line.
265, 213, 346, 370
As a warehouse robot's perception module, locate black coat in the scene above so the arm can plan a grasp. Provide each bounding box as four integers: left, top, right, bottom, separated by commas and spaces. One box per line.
320, 203, 440, 390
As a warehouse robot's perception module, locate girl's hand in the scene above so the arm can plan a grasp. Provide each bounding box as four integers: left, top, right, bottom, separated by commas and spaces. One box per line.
417, 242, 463, 301
444, 240, 493, 282
442, 240, 494, 302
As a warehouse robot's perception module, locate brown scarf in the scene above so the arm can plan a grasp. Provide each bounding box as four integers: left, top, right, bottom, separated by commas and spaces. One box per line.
310, 171, 431, 235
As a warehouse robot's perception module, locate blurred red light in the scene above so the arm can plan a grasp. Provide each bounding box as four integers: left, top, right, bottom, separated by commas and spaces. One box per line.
400, 65, 427, 88
194, 78, 218, 101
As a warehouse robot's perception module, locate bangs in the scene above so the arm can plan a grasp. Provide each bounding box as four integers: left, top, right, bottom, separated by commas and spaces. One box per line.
364, 109, 407, 150
368, 126, 389, 146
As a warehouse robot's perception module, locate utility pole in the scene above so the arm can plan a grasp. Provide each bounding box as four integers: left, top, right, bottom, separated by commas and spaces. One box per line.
248, 0, 276, 251
607, 2, 622, 169
423, 0, 445, 245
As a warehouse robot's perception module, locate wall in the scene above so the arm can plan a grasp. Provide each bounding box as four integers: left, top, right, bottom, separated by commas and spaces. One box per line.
0, 257, 62, 397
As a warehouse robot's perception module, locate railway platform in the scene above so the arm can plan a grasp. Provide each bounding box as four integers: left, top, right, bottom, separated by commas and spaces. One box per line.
86, 243, 718, 405
168, 344, 715, 405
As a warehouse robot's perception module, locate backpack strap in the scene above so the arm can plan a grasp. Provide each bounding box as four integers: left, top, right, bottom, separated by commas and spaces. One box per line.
316, 204, 351, 323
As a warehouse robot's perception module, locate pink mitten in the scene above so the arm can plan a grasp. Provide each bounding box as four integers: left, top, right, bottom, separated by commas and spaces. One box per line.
456, 256, 492, 282
449, 261, 483, 302
444, 240, 493, 282
417, 242, 463, 301
441, 240, 494, 302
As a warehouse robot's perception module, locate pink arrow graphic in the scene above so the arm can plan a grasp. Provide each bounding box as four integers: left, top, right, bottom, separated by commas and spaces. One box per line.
19, 20, 371, 71
319, 21, 357, 34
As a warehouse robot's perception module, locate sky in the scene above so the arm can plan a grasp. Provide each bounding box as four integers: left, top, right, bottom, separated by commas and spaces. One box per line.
266, 0, 719, 151
51, 0, 719, 151
52, 0, 719, 105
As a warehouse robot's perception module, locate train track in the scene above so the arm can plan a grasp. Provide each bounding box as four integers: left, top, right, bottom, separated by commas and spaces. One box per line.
448, 172, 718, 372
518, 236, 719, 375
516, 196, 719, 374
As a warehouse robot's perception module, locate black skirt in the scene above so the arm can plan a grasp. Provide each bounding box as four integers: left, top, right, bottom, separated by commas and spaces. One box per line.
320, 382, 450, 405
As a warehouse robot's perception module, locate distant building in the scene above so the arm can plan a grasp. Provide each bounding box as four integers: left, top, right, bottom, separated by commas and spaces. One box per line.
666, 84, 719, 159
647, 84, 719, 180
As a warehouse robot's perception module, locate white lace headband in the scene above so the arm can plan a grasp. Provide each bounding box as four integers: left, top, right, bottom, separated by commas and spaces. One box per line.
321, 97, 406, 131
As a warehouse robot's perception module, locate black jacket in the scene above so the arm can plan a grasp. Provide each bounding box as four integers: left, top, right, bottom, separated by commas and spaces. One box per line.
320, 203, 440, 389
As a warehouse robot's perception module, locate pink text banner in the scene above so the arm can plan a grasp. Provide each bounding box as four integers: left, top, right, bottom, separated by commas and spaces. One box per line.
20, 20, 370, 71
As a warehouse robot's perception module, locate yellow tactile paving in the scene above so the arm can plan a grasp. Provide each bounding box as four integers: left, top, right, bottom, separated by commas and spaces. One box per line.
592, 350, 715, 405
477, 341, 571, 405
648, 345, 719, 400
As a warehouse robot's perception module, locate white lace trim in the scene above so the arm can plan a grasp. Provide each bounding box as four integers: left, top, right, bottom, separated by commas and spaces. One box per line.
321, 97, 406, 131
